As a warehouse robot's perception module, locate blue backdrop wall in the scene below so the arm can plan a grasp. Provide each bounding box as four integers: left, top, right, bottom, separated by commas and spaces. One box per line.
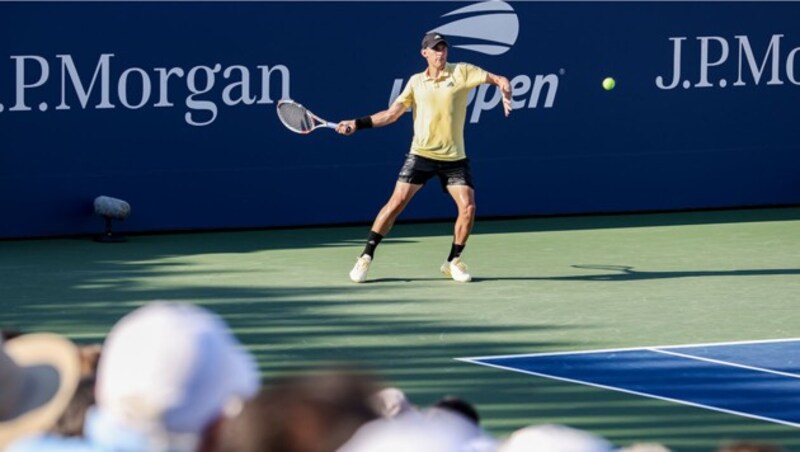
1, 1, 798, 238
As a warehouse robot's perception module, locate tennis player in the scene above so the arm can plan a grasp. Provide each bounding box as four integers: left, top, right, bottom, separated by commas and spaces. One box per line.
337, 32, 512, 283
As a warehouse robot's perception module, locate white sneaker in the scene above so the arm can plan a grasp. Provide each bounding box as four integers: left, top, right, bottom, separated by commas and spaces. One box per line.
440, 257, 472, 282
349, 255, 372, 283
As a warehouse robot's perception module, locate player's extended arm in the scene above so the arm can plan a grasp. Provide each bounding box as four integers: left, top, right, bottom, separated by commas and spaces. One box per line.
336, 102, 407, 135
486, 72, 512, 117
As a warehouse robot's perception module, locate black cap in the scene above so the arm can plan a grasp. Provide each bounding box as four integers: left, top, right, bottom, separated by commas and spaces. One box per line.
421, 31, 448, 49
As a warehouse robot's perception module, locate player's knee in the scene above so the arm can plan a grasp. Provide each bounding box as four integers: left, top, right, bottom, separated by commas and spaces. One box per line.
394, 192, 416, 207
460, 202, 476, 218
386, 198, 409, 215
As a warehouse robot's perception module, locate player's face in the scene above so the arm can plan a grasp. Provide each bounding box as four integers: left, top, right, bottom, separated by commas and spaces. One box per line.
422, 43, 448, 70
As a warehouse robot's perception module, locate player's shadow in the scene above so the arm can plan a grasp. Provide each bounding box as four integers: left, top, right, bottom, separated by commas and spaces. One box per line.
368, 277, 450, 283
475, 264, 800, 282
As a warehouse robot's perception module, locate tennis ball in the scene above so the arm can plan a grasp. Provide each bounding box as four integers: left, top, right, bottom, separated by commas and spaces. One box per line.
602, 77, 616, 91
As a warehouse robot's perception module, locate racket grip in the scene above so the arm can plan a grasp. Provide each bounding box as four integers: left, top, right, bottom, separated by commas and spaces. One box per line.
326, 122, 352, 133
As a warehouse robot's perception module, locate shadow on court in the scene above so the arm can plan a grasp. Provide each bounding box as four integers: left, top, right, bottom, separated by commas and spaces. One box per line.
475, 265, 800, 282
469, 206, 800, 235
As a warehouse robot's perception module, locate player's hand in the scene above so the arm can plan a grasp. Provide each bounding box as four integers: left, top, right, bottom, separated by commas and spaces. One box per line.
500, 84, 512, 117
336, 120, 356, 135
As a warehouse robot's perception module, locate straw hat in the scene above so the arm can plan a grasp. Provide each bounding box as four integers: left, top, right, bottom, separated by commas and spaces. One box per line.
0, 333, 81, 448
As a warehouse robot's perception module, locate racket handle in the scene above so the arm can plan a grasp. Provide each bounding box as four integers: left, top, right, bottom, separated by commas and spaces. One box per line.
326, 122, 352, 133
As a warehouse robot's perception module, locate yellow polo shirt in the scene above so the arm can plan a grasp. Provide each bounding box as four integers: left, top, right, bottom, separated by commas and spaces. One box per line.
393, 62, 488, 161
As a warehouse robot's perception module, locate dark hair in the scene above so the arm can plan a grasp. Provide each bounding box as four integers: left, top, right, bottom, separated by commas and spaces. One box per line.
433, 395, 480, 425
220, 369, 380, 452
1, 328, 24, 341
718, 442, 784, 452
51, 377, 96, 437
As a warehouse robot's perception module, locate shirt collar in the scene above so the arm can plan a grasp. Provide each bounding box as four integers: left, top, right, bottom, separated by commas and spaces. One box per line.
423, 63, 452, 81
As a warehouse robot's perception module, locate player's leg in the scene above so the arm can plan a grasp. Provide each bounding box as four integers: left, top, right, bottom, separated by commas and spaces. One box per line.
349, 155, 432, 283
349, 183, 422, 283
439, 160, 475, 282
368, 154, 433, 253
447, 184, 476, 249
371, 182, 423, 237
440, 185, 474, 282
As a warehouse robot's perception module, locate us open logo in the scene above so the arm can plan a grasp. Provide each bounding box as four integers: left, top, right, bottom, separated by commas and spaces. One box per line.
429, 0, 519, 56
389, 0, 559, 123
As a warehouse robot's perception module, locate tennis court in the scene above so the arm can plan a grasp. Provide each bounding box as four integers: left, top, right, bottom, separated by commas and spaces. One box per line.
463, 338, 800, 428
1, 207, 799, 449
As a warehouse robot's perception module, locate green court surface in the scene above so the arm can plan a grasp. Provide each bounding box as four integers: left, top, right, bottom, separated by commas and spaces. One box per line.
1, 207, 799, 449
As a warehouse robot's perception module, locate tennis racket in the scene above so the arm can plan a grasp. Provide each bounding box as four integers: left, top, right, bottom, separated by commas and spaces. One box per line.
276, 100, 350, 134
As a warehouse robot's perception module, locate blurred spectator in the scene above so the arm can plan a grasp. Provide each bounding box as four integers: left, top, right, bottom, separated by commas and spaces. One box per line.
340, 406, 496, 452
433, 395, 480, 425
0, 333, 81, 449
1, 328, 24, 341
9, 302, 260, 452
370, 387, 415, 419
220, 368, 379, 452
49, 377, 95, 437
77, 344, 102, 378
718, 442, 784, 452
46, 343, 101, 438
620, 443, 672, 452
499, 424, 615, 452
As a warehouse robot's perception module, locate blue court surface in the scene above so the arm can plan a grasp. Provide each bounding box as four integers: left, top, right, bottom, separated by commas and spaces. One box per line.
459, 339, 800, 427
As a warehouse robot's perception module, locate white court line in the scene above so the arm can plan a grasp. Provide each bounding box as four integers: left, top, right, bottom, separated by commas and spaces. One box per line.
459, 358, 800, 429
649, 348, 800, 379
458, 337, 800, 362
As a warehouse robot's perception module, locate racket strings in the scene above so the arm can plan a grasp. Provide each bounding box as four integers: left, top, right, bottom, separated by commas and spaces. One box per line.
277, 103, 314, 132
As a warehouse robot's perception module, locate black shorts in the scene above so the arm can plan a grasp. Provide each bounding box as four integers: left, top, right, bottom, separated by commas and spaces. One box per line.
397, 154, 474, 192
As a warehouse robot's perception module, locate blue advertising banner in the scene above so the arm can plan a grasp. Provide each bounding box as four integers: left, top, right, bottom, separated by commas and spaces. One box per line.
1, 1, 798, 237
